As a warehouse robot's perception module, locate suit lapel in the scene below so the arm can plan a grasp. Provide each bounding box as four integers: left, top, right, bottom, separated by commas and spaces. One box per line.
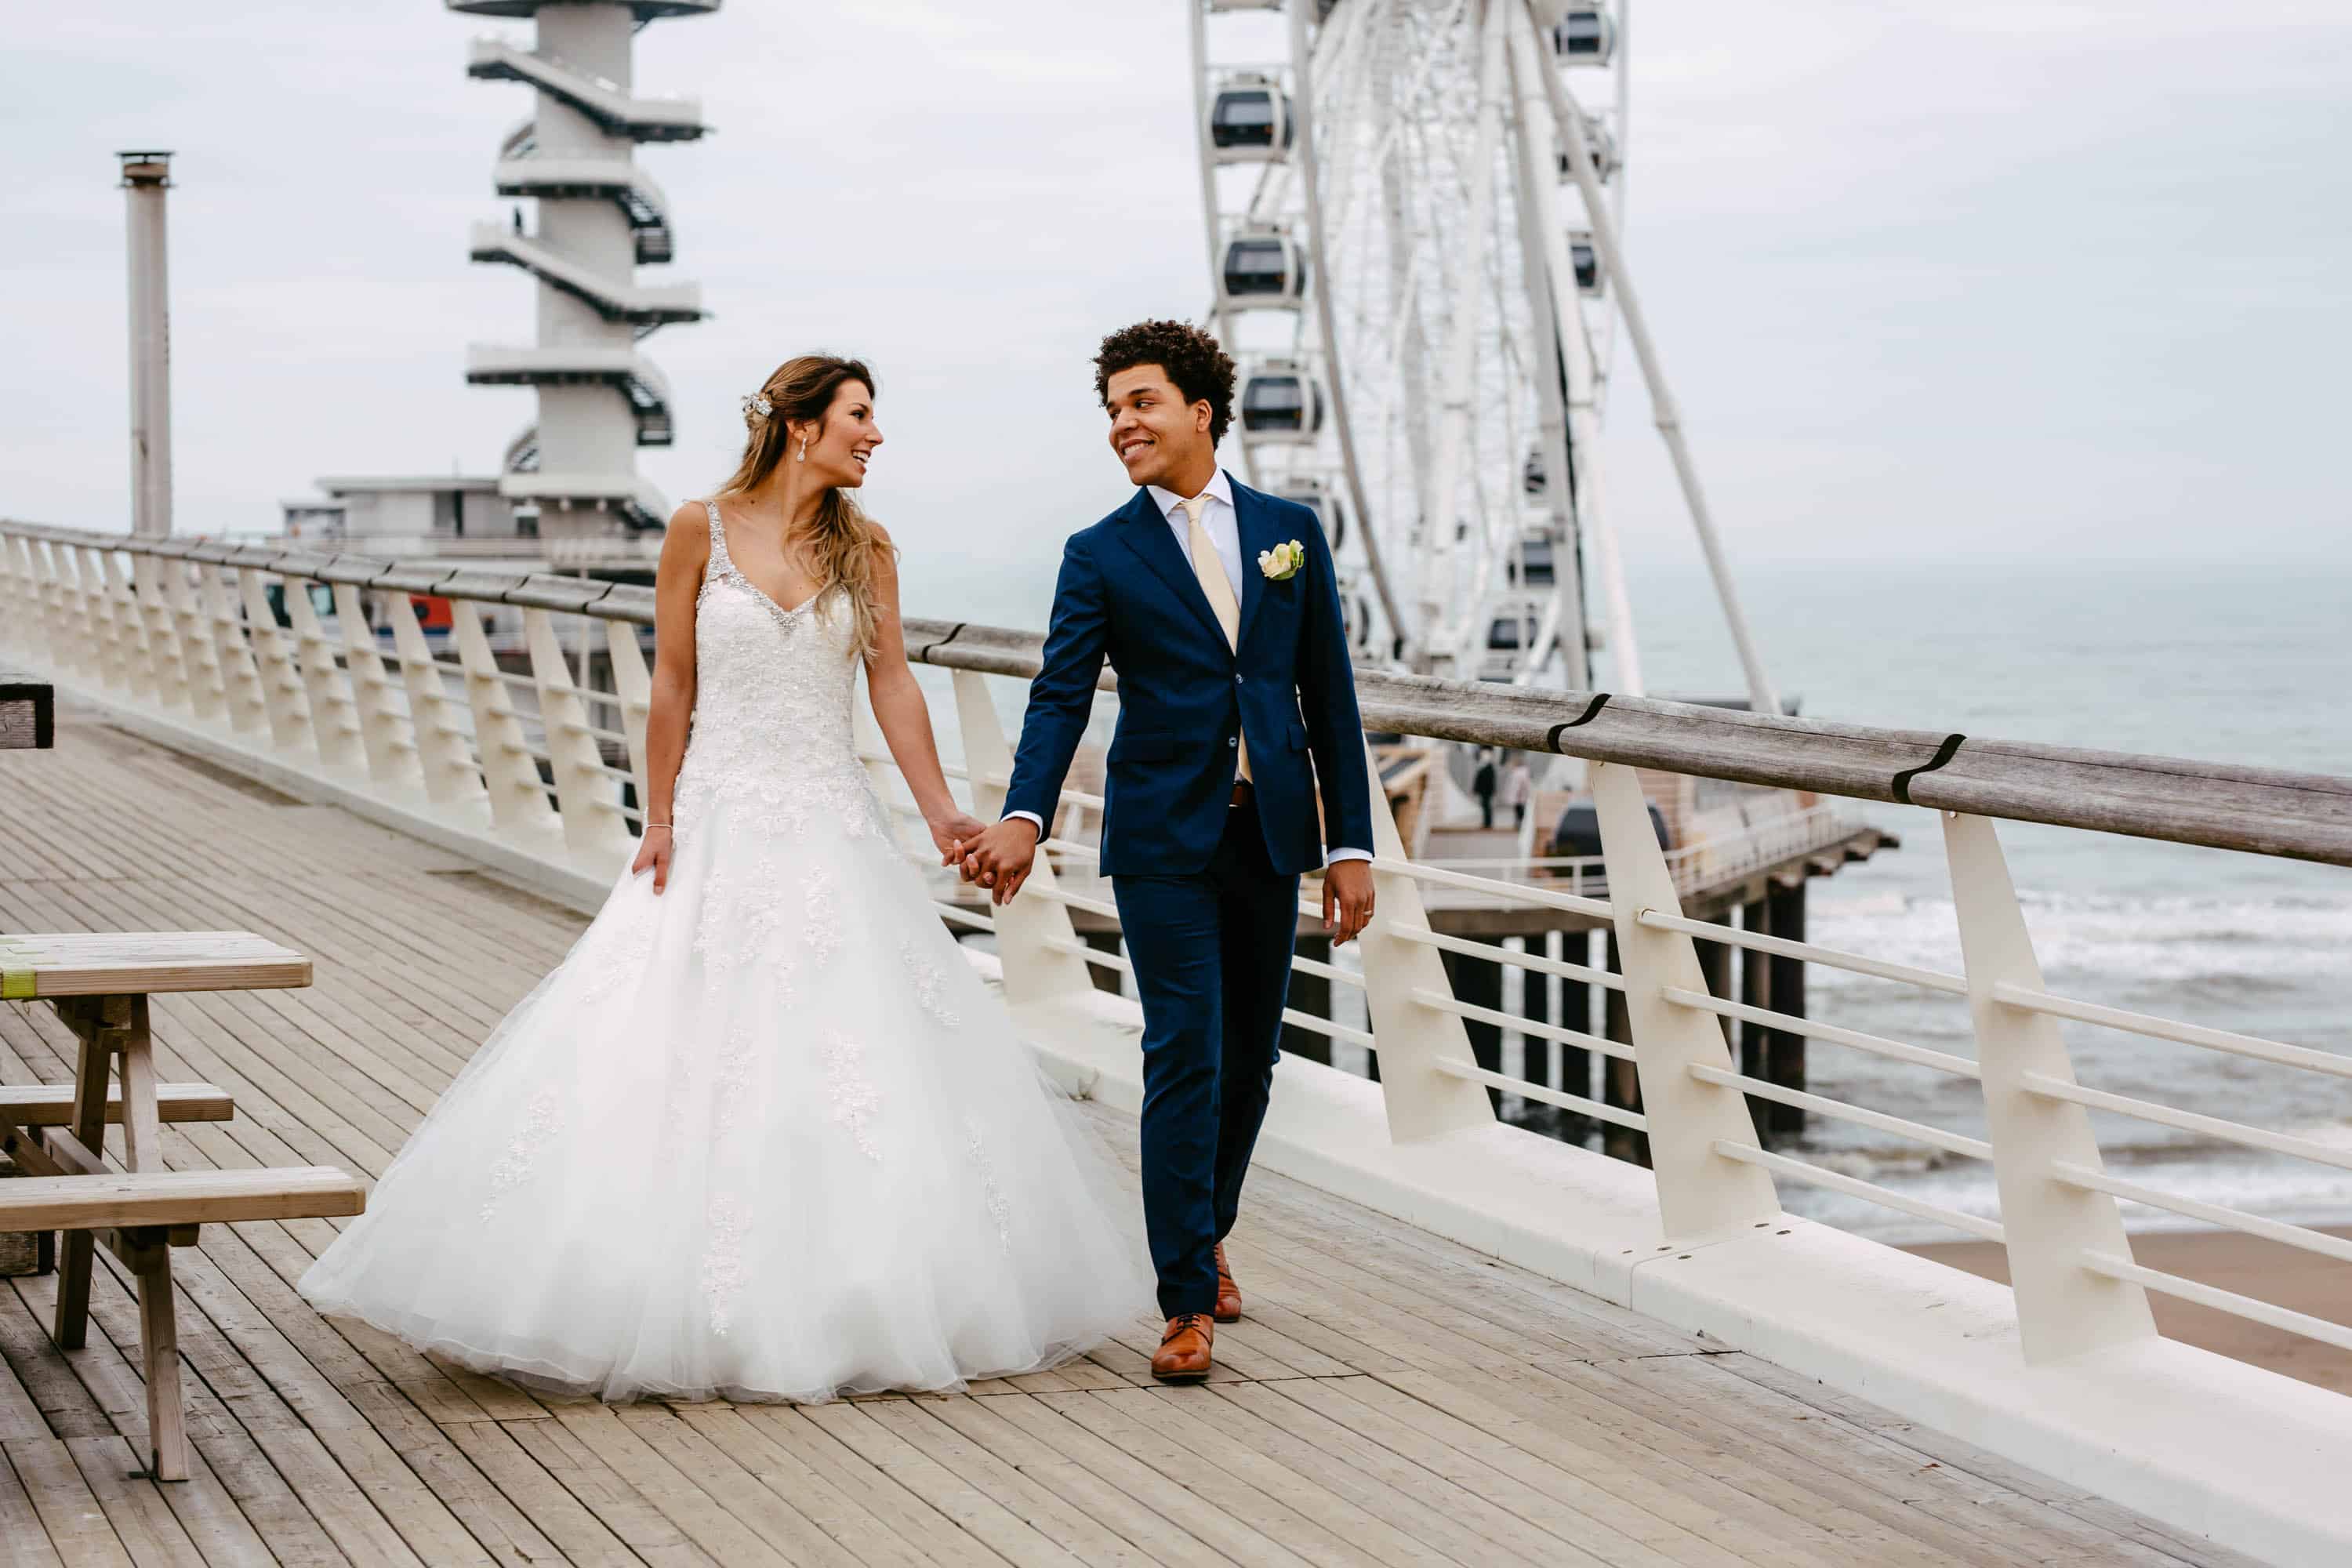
1113, 488, 1230, 650
1232, 474, 1274, 653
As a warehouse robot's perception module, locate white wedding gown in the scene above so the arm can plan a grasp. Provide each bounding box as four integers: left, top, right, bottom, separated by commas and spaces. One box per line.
299, 501, 1152, 1402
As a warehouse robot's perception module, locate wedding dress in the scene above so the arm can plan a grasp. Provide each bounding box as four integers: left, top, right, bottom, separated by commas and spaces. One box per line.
299, 500, 1152, 1402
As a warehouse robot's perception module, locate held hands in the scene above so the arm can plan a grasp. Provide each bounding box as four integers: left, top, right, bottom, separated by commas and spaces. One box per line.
925, 809, 990, 861
1322, 858, 1375, 945
949, 818, 1040, 906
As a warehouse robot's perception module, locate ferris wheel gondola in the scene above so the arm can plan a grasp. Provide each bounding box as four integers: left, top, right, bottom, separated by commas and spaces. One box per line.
1184, 0, 1782, 725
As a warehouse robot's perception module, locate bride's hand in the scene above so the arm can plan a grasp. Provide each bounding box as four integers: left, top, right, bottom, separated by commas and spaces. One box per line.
928, 811, 989, 859
631, 825, 673, 894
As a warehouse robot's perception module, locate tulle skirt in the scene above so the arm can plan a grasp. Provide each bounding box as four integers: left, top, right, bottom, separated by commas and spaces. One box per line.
298, 779, 1154, 1402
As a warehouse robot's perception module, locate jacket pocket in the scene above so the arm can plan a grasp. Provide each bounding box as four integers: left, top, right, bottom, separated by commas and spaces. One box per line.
1108, 731, 1181, 764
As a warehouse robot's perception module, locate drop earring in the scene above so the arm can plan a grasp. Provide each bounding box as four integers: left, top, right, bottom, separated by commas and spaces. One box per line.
797, 435, 808, 463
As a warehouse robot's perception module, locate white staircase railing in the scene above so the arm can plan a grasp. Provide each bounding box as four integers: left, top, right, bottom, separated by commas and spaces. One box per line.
5, 517, 2351, 1563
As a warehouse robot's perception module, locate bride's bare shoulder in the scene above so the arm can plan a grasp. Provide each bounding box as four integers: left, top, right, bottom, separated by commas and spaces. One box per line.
657, 502, 714, 581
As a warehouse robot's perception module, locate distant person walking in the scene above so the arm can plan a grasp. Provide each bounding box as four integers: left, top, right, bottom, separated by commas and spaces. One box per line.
1503, 757, 1534, 829
1472, 747, 1498, 829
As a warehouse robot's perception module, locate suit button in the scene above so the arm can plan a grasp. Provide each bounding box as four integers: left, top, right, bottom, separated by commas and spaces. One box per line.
1229, 736, 1239, 748
1235, 673, 1243, 684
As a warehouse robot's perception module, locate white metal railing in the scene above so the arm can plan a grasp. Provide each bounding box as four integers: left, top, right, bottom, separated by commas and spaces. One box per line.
5, 518, 2352, 1382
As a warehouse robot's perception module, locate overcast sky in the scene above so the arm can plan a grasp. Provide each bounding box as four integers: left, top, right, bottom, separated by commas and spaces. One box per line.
9, 0, 2348, 605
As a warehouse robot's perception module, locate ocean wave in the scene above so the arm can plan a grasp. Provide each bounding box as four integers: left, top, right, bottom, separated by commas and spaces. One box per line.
1806, 891, 2352, 1016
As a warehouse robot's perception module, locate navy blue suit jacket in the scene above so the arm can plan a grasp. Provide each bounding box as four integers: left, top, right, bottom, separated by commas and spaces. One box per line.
1004, 474, 1375, 879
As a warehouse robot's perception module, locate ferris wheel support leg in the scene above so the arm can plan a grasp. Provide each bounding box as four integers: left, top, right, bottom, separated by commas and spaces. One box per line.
1419, 0, 1515, 673
1503, 18, 1592, 691
1287, 0, 1410, 655
1518, 1, 1780, 717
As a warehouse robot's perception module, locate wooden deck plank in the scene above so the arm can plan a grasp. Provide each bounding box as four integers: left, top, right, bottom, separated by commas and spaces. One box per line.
663, 1405, 946, 1568
0, 1444, 71, 1568
857, 1396, 1165, 1568
0, 698, 2252, 1568
800, 1400, 1083, 1568
61, 1437, 209, 1568
4, 1437, 136, 1568
916, 1393, 1243, 1568
503, 1415, 716, 1567
551, 1406, 797, 1568
976, 1393, 1321, 1568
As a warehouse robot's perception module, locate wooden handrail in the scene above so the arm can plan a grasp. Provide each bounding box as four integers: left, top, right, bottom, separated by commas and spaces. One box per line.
6, 518, 2349, 866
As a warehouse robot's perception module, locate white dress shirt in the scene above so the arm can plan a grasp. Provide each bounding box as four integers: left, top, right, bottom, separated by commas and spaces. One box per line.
1007, 470, 1370, 869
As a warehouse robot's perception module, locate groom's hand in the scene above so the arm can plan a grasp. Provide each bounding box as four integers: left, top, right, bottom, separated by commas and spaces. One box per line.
953, 818, 1040, 906
1323, 859, 1376, 945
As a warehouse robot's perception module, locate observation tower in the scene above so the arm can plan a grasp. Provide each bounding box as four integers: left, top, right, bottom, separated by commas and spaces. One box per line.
450, 0, 717, 538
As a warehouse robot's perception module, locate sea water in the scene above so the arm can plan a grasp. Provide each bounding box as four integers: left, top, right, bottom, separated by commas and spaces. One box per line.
905, 554, 2352, 1243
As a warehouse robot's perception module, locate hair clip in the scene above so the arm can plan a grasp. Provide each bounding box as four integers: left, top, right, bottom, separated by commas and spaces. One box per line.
741, 393, 774, 419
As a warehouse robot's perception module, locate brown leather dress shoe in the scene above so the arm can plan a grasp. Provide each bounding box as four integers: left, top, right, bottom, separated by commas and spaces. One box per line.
1152, 1314, 1214, 1383
1213, 1241, 1243, 1323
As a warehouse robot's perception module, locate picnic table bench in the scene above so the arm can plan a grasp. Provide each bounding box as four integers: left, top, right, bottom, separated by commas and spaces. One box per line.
0, 931, 365, 1481
0, 669, 53, 750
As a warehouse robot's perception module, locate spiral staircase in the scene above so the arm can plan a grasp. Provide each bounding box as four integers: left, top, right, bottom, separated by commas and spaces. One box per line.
451, 0, 717, 536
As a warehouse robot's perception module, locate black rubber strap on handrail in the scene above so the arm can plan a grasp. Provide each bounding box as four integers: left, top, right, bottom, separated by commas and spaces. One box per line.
1890, 732, 1967, 804
1544, 694, 1610, 754
916, 622, 967, 665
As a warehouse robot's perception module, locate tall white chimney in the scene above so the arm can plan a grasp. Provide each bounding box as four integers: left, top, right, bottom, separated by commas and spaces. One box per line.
118, 151, 175, 539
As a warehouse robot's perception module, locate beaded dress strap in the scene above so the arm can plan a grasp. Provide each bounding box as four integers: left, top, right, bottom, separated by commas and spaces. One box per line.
702, 499, 733, 575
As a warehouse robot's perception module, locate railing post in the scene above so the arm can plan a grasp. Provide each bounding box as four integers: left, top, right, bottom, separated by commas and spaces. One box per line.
201, 565, 268, 737
99, 549, 160, 703
950, 669, 1095, 1007
1591, 761, 1780, 1238
73, 547, 129, 693
54, 544, 106, 683
0, 535, 42, 662
1943, 811, 2155, 1363
1356, 741, 1497, 1141
452, 599, 558, 836
332, 582, 424, 794
164, 557, 225, 724
130, 552, 191, 713
383, 593, 488, 810
604, 617, 653, 818
278, 575, 368, 777
523, 607, 627, 859
235, 569, 318, 753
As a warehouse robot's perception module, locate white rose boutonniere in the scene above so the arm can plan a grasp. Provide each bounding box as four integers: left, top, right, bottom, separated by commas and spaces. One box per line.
1258, 539, 1306, 582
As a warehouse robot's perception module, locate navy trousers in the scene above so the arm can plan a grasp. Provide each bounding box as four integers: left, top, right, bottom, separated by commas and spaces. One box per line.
1112, 793, 1301, 1319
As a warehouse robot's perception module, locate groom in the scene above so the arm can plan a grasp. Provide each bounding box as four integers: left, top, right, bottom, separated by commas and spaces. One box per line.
954, 320, 1376, 1383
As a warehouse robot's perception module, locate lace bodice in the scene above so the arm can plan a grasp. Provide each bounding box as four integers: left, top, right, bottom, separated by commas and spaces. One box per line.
671, 499, 878, 837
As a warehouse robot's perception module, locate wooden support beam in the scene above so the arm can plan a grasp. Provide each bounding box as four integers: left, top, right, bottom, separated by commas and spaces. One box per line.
0, 1081, 234, 1127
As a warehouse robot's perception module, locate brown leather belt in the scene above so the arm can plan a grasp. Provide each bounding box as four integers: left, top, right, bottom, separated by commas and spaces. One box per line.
1229, 779, 1254, 808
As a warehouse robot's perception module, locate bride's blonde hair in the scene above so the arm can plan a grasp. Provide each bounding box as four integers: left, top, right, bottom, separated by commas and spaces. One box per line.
714, 354, 888, 662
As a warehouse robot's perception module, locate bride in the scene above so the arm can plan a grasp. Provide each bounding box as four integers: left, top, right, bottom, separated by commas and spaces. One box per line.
299, 354, 1152, 1402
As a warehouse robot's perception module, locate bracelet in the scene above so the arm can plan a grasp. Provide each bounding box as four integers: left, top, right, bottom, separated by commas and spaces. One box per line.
644, 821, 673, 829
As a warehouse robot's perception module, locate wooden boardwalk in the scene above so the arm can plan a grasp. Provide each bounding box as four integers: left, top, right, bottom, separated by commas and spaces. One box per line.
0, 702, 2255, 1568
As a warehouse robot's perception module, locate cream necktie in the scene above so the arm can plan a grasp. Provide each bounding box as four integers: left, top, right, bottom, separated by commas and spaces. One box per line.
1179, 493, 1249, 783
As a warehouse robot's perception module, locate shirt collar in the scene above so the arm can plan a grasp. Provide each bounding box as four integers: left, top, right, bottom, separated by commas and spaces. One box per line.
1147, 467, 1235, 521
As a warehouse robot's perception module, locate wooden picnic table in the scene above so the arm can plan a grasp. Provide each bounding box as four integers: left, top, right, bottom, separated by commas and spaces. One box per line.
0, 930, 355, 1482
0, 668, 53, 750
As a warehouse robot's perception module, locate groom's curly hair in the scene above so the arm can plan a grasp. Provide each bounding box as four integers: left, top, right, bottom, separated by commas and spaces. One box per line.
1094, 320, 1237, 446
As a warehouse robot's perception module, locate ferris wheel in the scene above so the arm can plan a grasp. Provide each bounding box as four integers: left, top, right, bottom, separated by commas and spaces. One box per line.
1187, 0, 1777, 717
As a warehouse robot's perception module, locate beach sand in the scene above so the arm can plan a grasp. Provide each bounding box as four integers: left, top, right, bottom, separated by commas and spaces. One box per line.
1910, 1227, 2352, 1393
